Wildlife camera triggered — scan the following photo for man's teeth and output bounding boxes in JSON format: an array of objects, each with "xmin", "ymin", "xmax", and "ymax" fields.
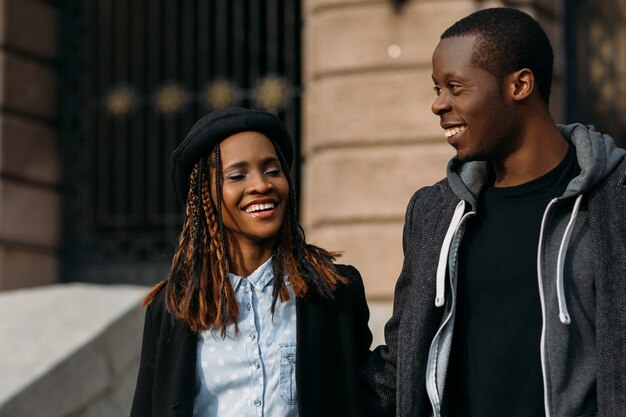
[
  {"xmin": 245, "ymin": 202, "xmax": 275, "ymax": 213},
  {"xmin": 444, "ymin": 126, "xmax": 467, "ymax": 138}
]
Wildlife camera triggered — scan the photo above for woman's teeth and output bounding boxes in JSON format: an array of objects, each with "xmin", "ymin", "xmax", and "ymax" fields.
[
  {"xmin": 245, "ymin": 202, "xmax": 275, "ymax": 213},
  {"xmin": 445, "ymin": 126, "xmax": 466, "ymax": 138}
]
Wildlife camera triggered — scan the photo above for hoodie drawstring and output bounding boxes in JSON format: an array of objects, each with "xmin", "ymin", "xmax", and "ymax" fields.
[
  {"xmin": 435, "ymin": 200, "xmax": 466, "ymax": 307},
  {"xmin": 437, "ymin": 194, "xmax": 582, "ymax": 321},
  {"xmin": 537, "ymin": 195, "xmax": 583, "ymax": 325},
  {"xmin": 555, "ymin": 194, "xmax": 583, "ymax": 324}
]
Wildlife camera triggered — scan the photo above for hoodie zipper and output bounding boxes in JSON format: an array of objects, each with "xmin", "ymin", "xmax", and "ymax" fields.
[
  {"xmin": 428, "ymin": 192, "xmax": 580, "ymax": 417},
  {"xmin": 427, "ymin": 201, "xmax": 474, "ymax": 417},
  {"xmin": 426, "ymin": 196, "xmax": 557, "ymax": 417}
]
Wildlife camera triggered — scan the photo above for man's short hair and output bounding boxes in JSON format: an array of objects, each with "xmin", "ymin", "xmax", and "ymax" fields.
[{"xmin": 441, "ymin": 7, "xmax": 554, "ymax": 104}]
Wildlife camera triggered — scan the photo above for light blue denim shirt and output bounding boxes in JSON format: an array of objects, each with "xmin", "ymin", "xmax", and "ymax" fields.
[{"xmin": 193, "ymin": 257, "xmax": 298, "ymax": 417}]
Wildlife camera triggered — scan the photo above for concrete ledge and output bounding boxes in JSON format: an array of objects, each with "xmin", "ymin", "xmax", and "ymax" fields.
[
  {"xmin": 368, "ymin": 301, "xmax": 392, "ymax": 347},
  {"xmin": 0, "ymin": 283, "xmax": 392, "ymax": 416},
  {"xmin": 0, "ymin": 283, "xmax": 147, "ymax": 417}
]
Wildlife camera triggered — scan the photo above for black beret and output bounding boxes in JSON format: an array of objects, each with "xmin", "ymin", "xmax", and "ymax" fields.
[{"xmin": 171, "ymin": 107, "xmax": 294, "ymax": 203}]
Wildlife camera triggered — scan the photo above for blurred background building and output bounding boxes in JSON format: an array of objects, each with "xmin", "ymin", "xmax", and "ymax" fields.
[
  {"xmin": 1, "ymin": 0, "xmax": 625, "ymax": 299},
  {"xmin": 0, "ymin": 0, "xmax": 625, "ymax": 414}
]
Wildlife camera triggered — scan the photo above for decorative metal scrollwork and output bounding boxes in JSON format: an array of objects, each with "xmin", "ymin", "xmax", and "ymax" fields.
[
  {"xmin": 104, "ymin": 75, "xmax": 295, "ymax": 117},
  {"xmin": 204, "ymin": 79, "xmax": 238, "ymax": 109},
  {"xmin": 254, "ymin": 75, "xmax": 291, "ymax": 113},
  {"xmin": 154, "ymin": 82, "xmax": 188, "ymax": 115},
  {"xmin": 573, "ymin": 0, "xmax": 626, "ymax": 145},
  {"xmin": 105, "ymin": 85, "xmax": 137, "ymax": 116}
]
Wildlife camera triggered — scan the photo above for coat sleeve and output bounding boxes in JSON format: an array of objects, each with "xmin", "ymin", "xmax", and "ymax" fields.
[
  {"xmin": 130, "ymin": 300, "xmax": 158, "ymax": 417},
  {"xmin": 339, "ymin": 264, "xmax": 374, "ymax": 366},
  {"xmin": 593, "ymin": 160, "xmax": 626, "ymax": 416},
  {"xmin": 359, "ymin": 191, "xmax": 420, "ymax": 417}
]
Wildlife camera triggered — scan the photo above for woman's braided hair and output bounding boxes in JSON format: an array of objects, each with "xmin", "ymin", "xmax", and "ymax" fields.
[{"xmin": 144, "ymin": 138, "xmax": 345, "ymax": 334}]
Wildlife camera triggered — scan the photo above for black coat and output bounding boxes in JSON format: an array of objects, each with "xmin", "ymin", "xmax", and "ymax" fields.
[{"xmin": 130, "ymin": 264, "xmax": 372, "ymax": 417}]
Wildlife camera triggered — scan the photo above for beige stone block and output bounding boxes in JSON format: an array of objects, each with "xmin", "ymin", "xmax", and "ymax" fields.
[
  {"xmin": 306, "ymin": 0, "xmax": 383, "ymax": 14},
  {"xmin": 0, "ymin": 115, "xmax": 61, "ymax": 185},
  {"xmin": 304, "ymin": 70, "xmax": 442, "ymax": 151},
  {"xmin": 476, "ymin": 0, "xmax": 508, "ymax": 9},
  {"xmin": 504, "ymin": 0, "xmax": 560, "ymax": 16},
  {"xmin": 535, "ymin": 0, "xmax": 560, "ymax": 15},
  {"xmin": 0, "ymin": 181, "xmax": 61, "ymax": 247},
  {"xmin": 307, "ymin": 222, "xmax": 404, "ymax": 299},
  {"xmin": 0, "ymin": 52, "xmax": 59, "ymax": 120},
  {"xmin": 307, "ymin": 1, "xmax": 475, "ymax": 77},
  {"xmin": 0, "ymin": 248, "xmax": 58, "ymax": 290},
  {"xmin": 0, "ymin": 0, "xmax": 58, "ymax": 59},
  {"xmin": 302, "ymin": 142, "xmax": 453, "ymax": 227}
]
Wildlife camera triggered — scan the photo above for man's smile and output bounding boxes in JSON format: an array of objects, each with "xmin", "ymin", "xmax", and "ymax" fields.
[{"xmin": 444, "ymin": 125, "xmax": 467, "ymax": 138}]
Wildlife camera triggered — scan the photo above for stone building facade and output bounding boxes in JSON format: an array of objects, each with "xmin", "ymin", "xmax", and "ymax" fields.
[
  {"xmin": 302, "ymin": 0, "xmax": 563, "ymax": 299},
  {"xmin": 0, "ymin": 0, "xmax": 60, "ymax": 289},
  {"xmin": 0, "ymin": 0, "xmax": 618, "ymax": 305}
]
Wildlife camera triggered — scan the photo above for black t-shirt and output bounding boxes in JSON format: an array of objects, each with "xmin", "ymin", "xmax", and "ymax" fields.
[{"xmin": 444, "ymin": 145, "xmax": 580, "ymax": 417}]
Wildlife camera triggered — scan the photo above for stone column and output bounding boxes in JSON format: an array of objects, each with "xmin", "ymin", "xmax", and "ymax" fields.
[
  {"xmin": 302, "ymin": 0, "xmax": 562, "ymax": 303},
  {"xmin": 0, "ymin": 0, "xmax": 60, "ymax": 290},
  {"xmin": 302, "ymin": 0, "xmax": 475, "ymax": 300}
]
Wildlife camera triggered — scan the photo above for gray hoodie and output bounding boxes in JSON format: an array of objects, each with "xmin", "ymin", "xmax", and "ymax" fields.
[
  {"xmin": 361, "ymin": 123, "xmax": 626, "ymax": 417},
  {"xmin": 427, "ymin": 124, "xmax": 625, "ymax": 417}
]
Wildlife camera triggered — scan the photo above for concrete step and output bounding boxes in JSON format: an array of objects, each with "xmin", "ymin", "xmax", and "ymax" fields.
[{"xmin": 0, "ymin": 283, "xmax": 146, "ymax": 417}]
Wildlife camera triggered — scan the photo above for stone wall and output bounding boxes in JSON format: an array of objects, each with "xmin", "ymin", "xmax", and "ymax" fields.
[
  {"xmin": 0, "ymin": 0, "xmax": 562, "ymax": 298},
  {"xmin": 303, "ymin": 0, "xmax": 473, "ymax": 300},
  {"xmin": 302, "ymin": 0, "xmax": 561, "ymax": 301},
  {"xmin": 0, "ymin": 0, "xmax": 61, "ymax": 290}
]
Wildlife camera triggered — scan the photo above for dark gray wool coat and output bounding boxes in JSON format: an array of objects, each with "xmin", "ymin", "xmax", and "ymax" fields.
[{"xmin": 361, "ymin": 124, "xmax": 626, "ymax": 417}]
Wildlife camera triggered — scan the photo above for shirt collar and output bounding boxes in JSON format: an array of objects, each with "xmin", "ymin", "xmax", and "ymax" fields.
[{"xmin": 229, "ymin": 256, "xmax": 275, "ymax": 292}]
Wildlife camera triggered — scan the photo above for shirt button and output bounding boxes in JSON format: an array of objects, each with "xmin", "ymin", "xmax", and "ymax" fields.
[
  {"xmin": 254, "ymin": 399, "xmax": 262, "ymax": 407},
  {"xmin": 254, "ymin": 362, "xmax": 260, "ymax": 369},
  {"xmin": 246, "ymin": 303, "xmax": 251, "ymax": 311},
  {"xmin": 249, "ymin": 333, "xmax": 256, "ymax": 341},
  {"xmin": 242, "ymin": 279, "xmax": 248, "ymax": 286}
]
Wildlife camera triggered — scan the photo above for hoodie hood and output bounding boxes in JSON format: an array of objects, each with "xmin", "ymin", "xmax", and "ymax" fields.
[
  {"xmin": 428, "ymin": 124, "xmax": 625, "ymax": 416},
  {"xmin": 445, "ymin": 123, "xmax": 625, "ymax": 204},
  {"xmin": 559, "ymin": 124, "xmax": 625, "ymax": 197},
  {"xmin": 436, "ymin": 123, "xmax": 625, "ymax": 324}
]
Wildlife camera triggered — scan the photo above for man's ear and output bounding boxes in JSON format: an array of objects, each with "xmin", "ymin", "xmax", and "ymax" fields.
[{"xmin": 507, "ymin": 68, "xmax": 534, "ymax": 102}]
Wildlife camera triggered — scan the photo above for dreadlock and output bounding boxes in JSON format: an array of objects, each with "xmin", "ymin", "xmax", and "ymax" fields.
[{"xmin": 144, "ymin": 140, "xmax": 346, "ymax": 334}]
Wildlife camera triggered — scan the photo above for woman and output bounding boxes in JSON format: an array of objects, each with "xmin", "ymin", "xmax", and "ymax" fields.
[{"xmin": 130, "ymin": 107, "xmax": 372, "ymax": 417}]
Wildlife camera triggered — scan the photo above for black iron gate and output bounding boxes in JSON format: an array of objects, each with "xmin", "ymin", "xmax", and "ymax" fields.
[
  {"xmin": 62, "ymin": 0, "xmax": 302, "ymax": 284},
  {"xmin": 565, "ymin": 0, "xmax": 626, "ymax": 147}
]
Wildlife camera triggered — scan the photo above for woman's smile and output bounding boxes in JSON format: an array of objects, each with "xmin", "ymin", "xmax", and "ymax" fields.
[{"xmin": 242, "ymin": 199, "xmax": 280, "ymax": 218}]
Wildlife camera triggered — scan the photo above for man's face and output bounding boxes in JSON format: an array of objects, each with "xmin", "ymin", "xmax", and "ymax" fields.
[{"xmin": 431, "ymin": 35, "xmax": 516, "ymax": 161}]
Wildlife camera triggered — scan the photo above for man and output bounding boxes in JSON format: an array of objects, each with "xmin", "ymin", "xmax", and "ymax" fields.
[{"xmin": 362, "ymin": 7, "xmax": 626, "ymax": 417}]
